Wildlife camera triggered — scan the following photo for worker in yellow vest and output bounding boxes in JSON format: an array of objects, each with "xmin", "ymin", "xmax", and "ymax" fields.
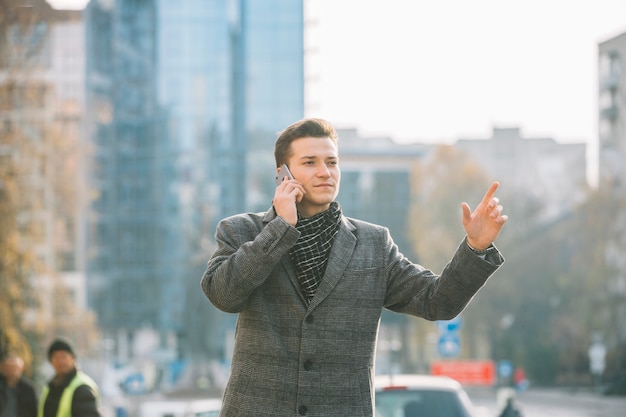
[{"xmin": 38, "ymin": 339, "xmax": 101, "ymax": 417}]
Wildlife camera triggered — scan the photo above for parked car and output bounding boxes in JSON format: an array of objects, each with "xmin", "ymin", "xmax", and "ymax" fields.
[
  {"xmin": 375, "ymin": 374, "xmax": 483, "ymax": 417},
  {"xmin": 137, "ymin": 398, "xmax": 222, "ymax": 417}
]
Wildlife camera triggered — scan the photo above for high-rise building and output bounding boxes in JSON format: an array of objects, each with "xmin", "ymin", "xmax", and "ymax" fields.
[
  {"xmin": 598, "ymin": 31, "xmax": 626, "ymax": 189},
  {"xmin": 598, "ymin": 31, "xmax": 626, "ymax": 356},
  {"xmin": 84, "ymin": 0, "xmax": 304, "ymax": 361}
]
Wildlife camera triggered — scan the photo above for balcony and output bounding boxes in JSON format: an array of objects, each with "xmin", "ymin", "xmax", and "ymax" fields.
[
  {"xmin": 600, "ymin": 105, "xmax": 618, "ymax": 120},
  {"xmin": 600, "ymin": 73, "xmax": 620, "ymax": 91}
]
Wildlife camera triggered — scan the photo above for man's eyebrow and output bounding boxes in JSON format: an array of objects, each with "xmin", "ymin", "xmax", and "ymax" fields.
[{"xmin": 298, "ymin": 155, "xmax": 338, "ymax": 160}]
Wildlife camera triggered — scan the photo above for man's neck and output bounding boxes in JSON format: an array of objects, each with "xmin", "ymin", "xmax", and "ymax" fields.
[
  {"xmin": 296, "ymin": 203, "xmax": 332, "ymax": 218},
  {"xmin": 53, "ymin": 367, "xmax": 77, "ymax": 385},
  {"xmin": 5, "ymin": 376, "xmax": 19, "ymax": 387}
]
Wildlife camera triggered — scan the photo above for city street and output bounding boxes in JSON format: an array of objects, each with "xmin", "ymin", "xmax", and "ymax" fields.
[{"xmin": 468, "ymin": 387, "xmax": 626, "ymax": 417}]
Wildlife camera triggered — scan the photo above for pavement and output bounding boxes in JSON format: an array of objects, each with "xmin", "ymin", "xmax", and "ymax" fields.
[{"xmin": 466, "ymin": 386, "xmax": 626, "ymax": 417}]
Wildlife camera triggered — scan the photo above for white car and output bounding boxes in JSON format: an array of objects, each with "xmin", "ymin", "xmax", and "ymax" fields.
[
  {"xmin": 375, "ymin": 374, "xmax": 484, "ymax": 417},
  {"xmin": 137, "ymin": 398, "xmax": 222, "ymax": 417}
]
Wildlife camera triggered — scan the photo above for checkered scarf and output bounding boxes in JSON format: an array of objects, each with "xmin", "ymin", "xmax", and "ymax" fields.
[{"xmin": 289, "ymin": 202, "xmax": 342, "ymax": 304}]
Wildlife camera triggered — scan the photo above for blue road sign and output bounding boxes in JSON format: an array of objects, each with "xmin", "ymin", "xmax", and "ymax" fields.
[
  {"xmin": 437, "ymin": 332, "xmax": 461, "ymax": 358},
  {"xmin": 437, "ymin": 316, "xmax": 463, "ymax": 333},
  {"xmin": 497, "ymin": 360, "xmax": 513, "ymax": 378}
]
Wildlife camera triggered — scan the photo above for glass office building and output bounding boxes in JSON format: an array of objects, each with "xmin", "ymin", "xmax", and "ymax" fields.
[{"xmin": 85, "ymin": 0, "xmax": 304, "ymax": 359}]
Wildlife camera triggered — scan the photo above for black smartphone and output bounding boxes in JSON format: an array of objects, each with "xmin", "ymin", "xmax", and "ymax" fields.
[{"xmin": 275, "ymin": 164, "xmax": 294, "ymax": 185}]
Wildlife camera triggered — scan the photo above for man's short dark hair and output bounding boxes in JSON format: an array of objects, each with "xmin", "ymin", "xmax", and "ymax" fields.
[{"xmin": 274, "ymin": 118, "xmax": 338, "ymax": 167}]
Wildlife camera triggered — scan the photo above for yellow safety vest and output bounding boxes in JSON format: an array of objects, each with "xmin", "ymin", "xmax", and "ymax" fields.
[{"xmin": 38, "ymin": 371, "xmax": 99, "ymax": 417}]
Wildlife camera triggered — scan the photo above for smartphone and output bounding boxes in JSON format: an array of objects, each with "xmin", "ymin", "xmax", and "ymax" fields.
[{"xmin": 275, "ymin": 164, "xmax": 294, "ymax": 185}]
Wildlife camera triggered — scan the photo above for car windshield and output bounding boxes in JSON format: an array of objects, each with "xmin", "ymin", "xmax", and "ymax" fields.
[{"xmin": 375, "ymin": 389, "xmax": 472, "ymax": 417}]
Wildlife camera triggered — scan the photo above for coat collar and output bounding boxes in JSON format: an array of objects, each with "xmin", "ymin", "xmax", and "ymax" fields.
[{"xmin": 266, "ymin": 206, "xmax": 357, "ymax": 309}]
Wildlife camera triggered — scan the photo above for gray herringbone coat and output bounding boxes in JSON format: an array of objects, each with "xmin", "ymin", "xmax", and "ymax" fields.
[{"xmin": 201, "ymin": 207, "xmax": 503, "ymax": 417}]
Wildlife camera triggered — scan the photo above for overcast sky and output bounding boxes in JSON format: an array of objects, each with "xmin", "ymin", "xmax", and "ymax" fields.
[{"xmin": 306, "ymin": 0, "xmax": 626, "ymax": 148}]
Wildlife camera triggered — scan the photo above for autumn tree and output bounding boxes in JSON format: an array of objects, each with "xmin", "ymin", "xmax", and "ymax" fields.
[
  {"xmin": 0, "ymin": 0, "xmax": 94, "ymax": 376},
  {"xmin": 405, "ymin": 144, "xmax": 575, "ymax": 379},
  {"xmin": 574, "ymin": 185, "xmax": 626, "ymax": 393},
  {"xmin": 408, "ymin": 145, "xmax": 491, "ymax": 271},
  {"xmin": 460, "ymin": 179, "xmax": 623, "ymax": 386},
  {"xmin": 0, "ymin": 0, "xmax": 52, "ymax": 370},
  {"xmin": 405, "ymin": 145, "xmax": 492, "ymax": 366}
]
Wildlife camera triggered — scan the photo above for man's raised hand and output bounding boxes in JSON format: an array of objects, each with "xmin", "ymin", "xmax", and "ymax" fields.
[{"xmin": 461, "ymin": 181, "xmax": 508, "ymax": 250}]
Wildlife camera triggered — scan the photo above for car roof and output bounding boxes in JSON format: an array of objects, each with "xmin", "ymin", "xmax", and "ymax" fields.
[
  {"xmin": 139, "ymin": 398, "xmax": 222, "ymax": 412},
  {"xmin": 375, "ymin": 374, "xmax": 463, "ymax": 391}
]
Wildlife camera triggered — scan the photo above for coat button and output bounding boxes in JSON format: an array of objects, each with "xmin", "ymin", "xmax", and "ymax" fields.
[
  {"xmin": 298, "ymin": 405, "xmax": 307, "ymax": 415},
  {"xmin": 305, "ymin": 314, "xmax": 314, "ymax": 324},
  {"xmin": 303, "ymin": 359, "xmax": 313, "ymax": 370}
]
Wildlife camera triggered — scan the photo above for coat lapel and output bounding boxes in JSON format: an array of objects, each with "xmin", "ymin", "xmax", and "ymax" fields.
[
  {"xmin": 308, "ymin": 216, "xmax": 356, "ymax": 310},
  {"xmin": 267, "ymin": 208, "xmax": 357, "ymax": 309},
  {"xmin": 281, "ymin": 255, "xmax": 308, "ymax": 305}
]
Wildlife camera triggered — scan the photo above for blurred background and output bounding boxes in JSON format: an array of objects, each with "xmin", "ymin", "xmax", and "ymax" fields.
[{"xmin": 1, "ymin": 0, "xmax": 625, "ymax": 414}]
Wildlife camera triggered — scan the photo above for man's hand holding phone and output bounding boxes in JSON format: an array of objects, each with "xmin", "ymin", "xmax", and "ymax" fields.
[{"xmin": 274, "ymin": 164, "xmax": 304, "ymax": 226}]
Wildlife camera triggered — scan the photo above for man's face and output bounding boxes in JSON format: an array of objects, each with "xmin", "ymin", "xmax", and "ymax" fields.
[
  {"xmin": 49, "ymin": 350, "xmax": 76, "ymax": 376},
  {"xmin": 1, "ymin": 357, "xmax": 23, "ymax": 382},
  {"xmin": 287, "ymin": 136, "xmax": 340, "ymax": 217}
]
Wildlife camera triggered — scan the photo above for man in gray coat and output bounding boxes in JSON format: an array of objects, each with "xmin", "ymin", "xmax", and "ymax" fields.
[{"xmin": 201, "ymin": 118, "xmax": 507, "ymax": 416}]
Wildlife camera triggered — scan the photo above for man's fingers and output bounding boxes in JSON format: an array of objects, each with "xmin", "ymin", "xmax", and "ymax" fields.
[
  {"xmin": 488, "ymin": 197, "xmax": 500, "ymax": 208},
  {"xmin": 461, "ymin": 202, "xmax": 472, "ymax": 225},
  {"xmin": 480, "ymin": 181, "xmax": 500, "ymax": 207}
]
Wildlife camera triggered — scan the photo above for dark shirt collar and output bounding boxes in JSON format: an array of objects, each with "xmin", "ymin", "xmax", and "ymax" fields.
[{"xmin": 50, "ymin": 367, "xmax": 77, "ymax": 389}]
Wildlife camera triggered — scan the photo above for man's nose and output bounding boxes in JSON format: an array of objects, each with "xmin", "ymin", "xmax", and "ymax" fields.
[{"xmin": 317, "ymin": 164, "xmax": 331, "ymax": 176}]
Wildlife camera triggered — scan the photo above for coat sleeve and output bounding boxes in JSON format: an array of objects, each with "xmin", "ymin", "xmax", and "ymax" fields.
[
  {"xmin": 72, "ymin": 385, "xmax": 101, "ymax": 417},
  {"xmin": 200, "ymin": 214, "xmax": 300, "ymax": 313},
  {"xmin": 383, "ymin": 232, "xmax": 504, "ymax": 320}
]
